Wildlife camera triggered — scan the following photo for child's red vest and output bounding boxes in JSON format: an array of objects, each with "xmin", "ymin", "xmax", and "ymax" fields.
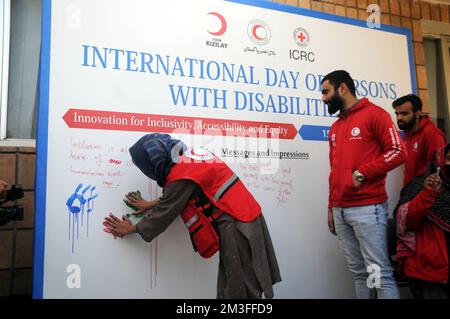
[{"xmin": 165, "ymin": 150, "xmax": 261, "ymax": 258}]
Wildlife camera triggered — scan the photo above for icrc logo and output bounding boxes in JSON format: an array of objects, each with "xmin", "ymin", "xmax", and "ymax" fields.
[
  {"xmin": 247, "ymin": 19, "xmax": 271, "ymax": 45},
  {"xmin": 293, "ymin": 27, "xmax": 310, "ymax": 47},
  {"xmin": 351, "ymin": 127, "xmax": 361, "ymax": 137},
  {"xmin": 289, "ymin": 27, "xmax": 315, "ymax": 63}
]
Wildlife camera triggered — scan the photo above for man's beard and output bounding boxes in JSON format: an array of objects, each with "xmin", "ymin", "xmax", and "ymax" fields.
[
  {"xmin": 326, "ymin": 92, "xmax": 344, "ymax": 115},
  {"xmin": 397, "ymin": 116, "xmax": 416, "ymax": 130}
]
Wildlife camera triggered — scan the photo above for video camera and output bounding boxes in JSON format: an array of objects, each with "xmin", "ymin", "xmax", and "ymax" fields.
[{"xmin": 0, "ymin": 184, "xmax": 24, "ymax": 226}]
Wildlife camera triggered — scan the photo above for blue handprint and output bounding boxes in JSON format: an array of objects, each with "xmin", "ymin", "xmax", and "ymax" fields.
[{"xmin": 66, "ymin": 183, "xmax": 99, "ymax": 253}]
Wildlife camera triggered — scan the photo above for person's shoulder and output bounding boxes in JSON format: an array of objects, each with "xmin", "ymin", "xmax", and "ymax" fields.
[
  {"xmin": 166, "ymin": 178, "xmax": 198, "ymax": 190},
  {"xmin": 330, "ymin": 118, "xmax": 340, "ymax": 128},
  {"xmin": 419, "ymin": 117, "xmax": 445, "ymax": 139},
  {"xmin": 162, "ymin": 179, "xmax": 199, "ymax": 200},
  {"xmin": 354, "ymin": 98, "xmax": 385, "ymax": 114},
  {"xmin": 358, "ymin": 101, "xmax": 391, "ymax": 122},
  {"xmin": 365, "ymin": 100, "xmax": 389, "ymax": 114},
  {"xmin": 421, "ymin": 116, "xmax": 440, "ymax": 132}
]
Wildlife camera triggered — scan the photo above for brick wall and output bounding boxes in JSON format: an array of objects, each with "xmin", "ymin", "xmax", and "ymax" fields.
[
  {"xmin": 0, "ymin": 147, "xmax": 35, "ymax": 297},
  {"xmin": 0, "ymin": 0, "xmax": 448, "ymax": 298},
  {"xmin": 277, "ymin": 0, "xmax": 450, "ymax": 113}
]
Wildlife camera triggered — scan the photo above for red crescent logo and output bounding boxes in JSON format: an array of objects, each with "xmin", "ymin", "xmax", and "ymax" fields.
[
  {"xmin": 191, "ymin": 149, "xmax": 201, "ymax": 156},
  {"xmin": 252, "ymin": 24, "xmax": 264, "ymax": 40},
  {"xmin": 207, "ymin": 12, "xmax": 227, "ymax": 36}
]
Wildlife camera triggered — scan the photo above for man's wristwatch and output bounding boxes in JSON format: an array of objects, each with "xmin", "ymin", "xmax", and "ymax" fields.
[{"xmin": 354, "ymin": 170, "xmax": 365, "ymax": 182}]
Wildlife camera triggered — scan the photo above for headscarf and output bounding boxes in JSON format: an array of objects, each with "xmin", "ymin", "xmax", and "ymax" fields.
[
  {"xmin": 129, "ymin": 133, "xmax": 186, "ymax": 187},
  {"xmin": 396, "ymin": 143, "xmax": 450, "ymax": 231},
  {"xmin": 395, "ymin": 143, "xmax": 450, "ymax": 262}
]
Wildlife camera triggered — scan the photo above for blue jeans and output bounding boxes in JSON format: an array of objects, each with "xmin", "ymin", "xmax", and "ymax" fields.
[{"xmin": 333, "ymin": 202, "xmax": 400, "ymax": 299}]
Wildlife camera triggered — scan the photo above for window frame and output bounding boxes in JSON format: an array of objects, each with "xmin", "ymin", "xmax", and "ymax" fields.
[
  {"xmin": 0, "ymin": 0, "xmax": 10, "ymax": 141},
  {"xmin": 421, "ymin": 19, "xmax": 450, "ymax": 137},
  {"xmin": 0, "ymin": 0, "xmax": 40, "ymax": 146}
]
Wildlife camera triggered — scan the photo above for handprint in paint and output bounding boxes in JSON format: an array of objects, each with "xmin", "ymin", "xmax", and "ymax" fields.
[{"xmin": 66, "ymin": 183, "xmax": 99, "ymax": 253}]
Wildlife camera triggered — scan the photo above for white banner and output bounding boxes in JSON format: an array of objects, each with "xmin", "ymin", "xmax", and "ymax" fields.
[{"xmin": 34, "ymin": 0, "xmax": 414, "ymax": 298}]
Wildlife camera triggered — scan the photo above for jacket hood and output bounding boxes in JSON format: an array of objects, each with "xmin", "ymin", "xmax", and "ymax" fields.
[{"xmin": 338, "ymin": 98, "xmax": 370, "ymax": 118}]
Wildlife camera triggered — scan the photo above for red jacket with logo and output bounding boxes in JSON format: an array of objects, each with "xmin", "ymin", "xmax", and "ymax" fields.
[
  {"xmin": 328, "ymin": 98, "xmax": 407, "ymax": 208},
  {"xmin": 397, "ymin": 188, "xmax": 448, "ymax": 284},
  {"xmin": 403, "ymin": 116, "xmax": 446, "ymax": 185},
  {"xmin": 165, "ymin": 153, "xmax": 261, "ymax": 222}
]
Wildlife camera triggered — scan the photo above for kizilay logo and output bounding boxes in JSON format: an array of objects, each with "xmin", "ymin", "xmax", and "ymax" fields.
[
  {"xmin": 366, "ymin": 264, "xmax": 381, "ymax": 288},
  {"xmin": 66, "ymin": 264, "xmax": 81, "ymax": 288}
]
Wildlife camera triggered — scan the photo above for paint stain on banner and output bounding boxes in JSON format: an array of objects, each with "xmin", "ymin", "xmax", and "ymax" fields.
[{"xmin": 66, "ymin": 183, "xmax": 99, "ymax": 253}]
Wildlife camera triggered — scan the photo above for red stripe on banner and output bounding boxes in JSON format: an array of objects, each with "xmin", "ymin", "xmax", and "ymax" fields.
[{"xmin": 62, "ymin": 109, "xmax": 297, "ymax": 140}]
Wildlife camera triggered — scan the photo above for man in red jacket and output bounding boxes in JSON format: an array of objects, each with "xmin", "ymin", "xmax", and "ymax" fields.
[
  {"xmin": 392, "ymin": 94, "xmax": 446, "ymax": 185},
  {"xmin": 323, "ymin": 70, "xmax": 406, "ymax": 299},
  {"xmin": 396, "ymin": 143, "xmax": 450, "ymax": 298}
]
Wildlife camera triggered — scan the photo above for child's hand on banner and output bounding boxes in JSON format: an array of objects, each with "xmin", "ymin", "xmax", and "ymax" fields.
[{"xmin": 124, "ymin": 191, "xmax": 159, "ymax": 214}]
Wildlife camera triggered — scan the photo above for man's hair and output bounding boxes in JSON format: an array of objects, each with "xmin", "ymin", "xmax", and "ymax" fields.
[
  {"xmin": 321, "ymin": 70, "xmax": 356, "ymax": 96},
  {"xmin": 392, "ymin": 94, "xmax": 423, "ymax": 112}
]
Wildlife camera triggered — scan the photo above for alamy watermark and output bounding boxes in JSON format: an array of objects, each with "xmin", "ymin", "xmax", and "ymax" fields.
[
  {"xmin": 66, "ymin": 264, "xmax": 81, "ymax": 289},
  {"xmin": 366, "ymin": 263, "xmax": 381, "ymax": 289},
  {"xmin": 367, "ymin": 4, "xmax": 381, "ymax": 29}
]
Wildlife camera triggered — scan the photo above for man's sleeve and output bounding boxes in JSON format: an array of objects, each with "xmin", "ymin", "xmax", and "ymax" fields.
[
  {"xmin": 136, "ymin": 179, "xmax": 197, "ymax": 242},
  {"xmin": 358, "ymin": 111, "xmax": 407, "ymax": 179}
]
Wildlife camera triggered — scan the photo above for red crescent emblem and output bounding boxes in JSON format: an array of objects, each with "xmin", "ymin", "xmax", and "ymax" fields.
[
  {"xmin": 191, "ymin": 149, "xmax": 201, "ymax": 156},
  {"xmin": 252, "ymin": 24, "xmax": 264, "ymax": 40},
  {"xmin": 207, "ymin": 12, "xmax": 227, "ymax": 36}
]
